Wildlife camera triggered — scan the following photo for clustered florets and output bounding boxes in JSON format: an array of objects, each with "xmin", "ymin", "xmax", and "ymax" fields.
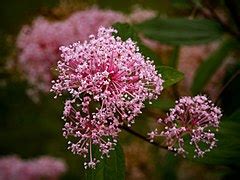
[
  {"xmin": 51, "ymin": 27, "xmax": 164, "ymax": 168},
  {"xmin": 16, "ymin": 7, "xmax": 126, "ymax": 95},
  {"xmin": 148, "ymin": 95, "xmax": 222, "ymax": 157},
  {"xmin": 0, "ymin": 155, "xmax": 66, "ymax": 180},
  {"xmin": 16, "ymin": 7, "xmax": 157, "ymax": 96}
]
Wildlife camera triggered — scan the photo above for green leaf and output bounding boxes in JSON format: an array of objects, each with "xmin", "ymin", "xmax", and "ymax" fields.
[
  {"xmin": 113, "ymin": 23, "xmax": 162, "ymax": 66},
  {"xmin": 85, "ymin": 142, "xmax": 125, "ymax": 180},
  {"xmin": 168, "ymin": 46, "xmax": 180, "ymax": 68},
  {"xmin": 146, "ymin": 98, "xmax": 175, "ymax": 110},
  {"xmin": 135, "ymin": 18, "xmax": 224, "ymax": 45},
  {"xmin": 113, "ymin": 23, "xmax": 140, "ymax": 42},
  {"xmin": 157, "ymin": 66, "xmax": 184, "ymax": 88},
  {"xmin": 191, "ymin": 39, "xmax": 239, "ymax": 94},
  {"xmin": 227, "ymin": 109, "xmax": 240, "ymax": 122}
]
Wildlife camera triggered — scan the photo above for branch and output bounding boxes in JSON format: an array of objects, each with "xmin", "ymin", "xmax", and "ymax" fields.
[
  {"xmin": 121, "ymin": 125, "xmax": 173, "ymax": 152},
  {"xmin": 215, "ymin": 70, "xmax": 240, "ymax": 104},
  {"xmin": 224, "ymin": 0, "xmax": 240, "ymax": 31},
  {"xmin": 190, "ymin": 0, "xmax": 240, "ymax": 37}
]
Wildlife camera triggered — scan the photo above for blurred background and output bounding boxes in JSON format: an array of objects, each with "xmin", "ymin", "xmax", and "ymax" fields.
[{"xmin": 0, "ymin": 0, "xmax": 240, "ymax": 179}]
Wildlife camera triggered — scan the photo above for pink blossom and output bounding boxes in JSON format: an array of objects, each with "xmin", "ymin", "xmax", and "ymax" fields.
[
  {"xmin": 0, "ymin": 155, "xmax": 67, "ymax": 180},
  {"xmin": 16, "ymin": 8, "xmax": 125, "ymax": 95},
  {"xmin": 16, "ymin": 6, "xmax": 158, "ymax": 97},
  {"xmin": 148, "ymin": 95, "xmax": 222, "ymax": 157},
  {"xmin": 51, "ymin": 27, "xmax": 164, "ymax": 168},
  {"xmin": 67, "ymin": 7, "xmax": 125, "ymax": 42},
  {"xmin": 17, "ymin": 17, "xmax": 77, "ymax": 93}
]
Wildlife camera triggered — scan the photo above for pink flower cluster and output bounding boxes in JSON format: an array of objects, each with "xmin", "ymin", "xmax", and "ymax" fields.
[
  {"xmin": 16, "ymin": 17, "xmax": 76, "ymax": 93},
  {"xmin": 16, "ymin": 7, "xmax": 125, "ymax": 94},
  {"xmin": 148, "ymin": 95, "xmax": 222, "ymax": 157},
  {"xmin": 51, "ymin": 27, "xmax": 164, "ymax": 168},
  {"xmin": 0, "ymin": 155, "xmax": 67, "ymax": 180},
  {"xmin": 67, "ymin": 7, "xmax": 125, "ymax": 42}
]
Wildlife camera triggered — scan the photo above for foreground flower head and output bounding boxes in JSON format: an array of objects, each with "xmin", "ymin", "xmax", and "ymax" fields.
[
  {"xmin": 0, "ymin": 155, "xmax": 67, "ymax": 180},
  {"xmin": 16, "ymin": 6, "xmax": 158, "ymax": 98},
  {"xmin": 148, "ymin": 95, "xmax": 222, "ymax": 157},
  {"xmin": 51, "ymin": 27, "xmax": 164, "ymax": 168}
]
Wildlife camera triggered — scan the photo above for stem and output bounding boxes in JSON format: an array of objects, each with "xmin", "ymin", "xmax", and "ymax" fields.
[
  {"xmin": 121, "ymin": 125, "xmax": 173, "ymax": 152},
  {"xmin": 224, "ymin": 0, "xmax": 240, "ymax": 31},
  {"xmin": 190, "ymin": 0, "xmax": 240, "ymax": 37},
  {"xmin": 215, "ymin": 70, "xmax": 240, "ymax": 104}
]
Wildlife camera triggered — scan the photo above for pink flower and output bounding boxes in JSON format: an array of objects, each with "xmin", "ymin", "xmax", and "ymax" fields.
[
  {"xmin": 27, "ymin": 156, "xmax": 67, "ymax": 179},
  {"xmin": 17, "ymin": 17, "xmax": 77, "ymax": 93},
  {"xmin": 0, "ymin": 155, "xmax": 67, "ymax": 180},
  {"xmin": 51, "ymin": 27, "xmax": 164, "ymax": 168},
  {"xmin": 16, "ymin": 6, "xmax": 158, "ymax": 99},
  {"xmin": 68, "ymin": 7, "xmax": 125, "ymax": 42},
  {"xmin": 16, "ymin": 7, "xmax": 125, "ymax": 95},
  {"xmin": 148, "ymin": 95, "xmax": 222, "ymax": 157}
]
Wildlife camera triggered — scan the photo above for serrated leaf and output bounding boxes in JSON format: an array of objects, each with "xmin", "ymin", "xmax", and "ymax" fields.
[
  {"xmin": 157, "ymin": 66, "xmax": 184, "ymax": 88},
  {"xmin": 191, "ymin": 39, "xmax": 239, "ymax": 94},
  {"xmin": 113, "ymin": 23, "xmax": 162, "ymax": 66},
  {"xmin": 85, "ymin": 142, "xmax": 125, "ymax": 180},
  {"xmin": 135, "ymin": 18, "xmax": 224, "ymax": 45}
]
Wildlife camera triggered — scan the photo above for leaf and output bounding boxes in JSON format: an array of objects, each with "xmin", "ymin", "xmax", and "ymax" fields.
[
  {"xmin": 85, "ymin": 142, "xmax": 125, "ymax": 180},
  {"xmin": 113, "ymin": 23, "xmax": 162, "ymax": 66},
  {"xmin": 227, "ymin": 109, "xmax": 240, "ymax": 122},
  {"xmin": 145, "ymin": 97, "xmax": 175, "ymax": 111},
  {"xmin": 191, "ymin": 39, "xmax": 239, "ymax": 95},
  {"xmin": 113, "ymin": 23, "xmax": 140, "ymax": 42},
  {"xmin": 168, "ymin": 46, "xmax": 180, "ymax": 68},
  {"xmin": 135, "ymin": 18, "xmax": 224, "ymax": 45},
  {"xmin": 146, "ymin": 98, "xmax": 175, "ymax": 110},
  {"xmin": 157, "ymin": 66, "xmax": 184, "ymax": 88}
]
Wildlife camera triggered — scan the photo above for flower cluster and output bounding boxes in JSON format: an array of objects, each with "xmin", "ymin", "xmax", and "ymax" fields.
[
  {"xmin": 51, "ymin": 27, "xmax": 164, "ymax": 168},
  {"xmin": 16, "ymin": 6, "xmax": 159, "ymax": 97},
  {"xmin": 148, "ymin": 95, "xmax": 222, "ymax": 157},
  {"xmin": 67, "ymin": 7, "xmax": 125, "ymax": 41},
  {"xmin": 16, "ymin": 17, "xmax": 76, "ymax": 93},
  {"xmin": 0, "ymin": 155, "xmax": 67, "ymax": 180},
  {"xmin": 16, "ymin": 7, "xmax": 125, "ymax": 95}
]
